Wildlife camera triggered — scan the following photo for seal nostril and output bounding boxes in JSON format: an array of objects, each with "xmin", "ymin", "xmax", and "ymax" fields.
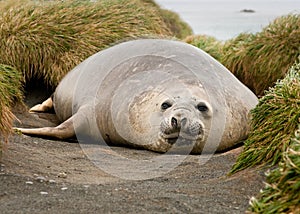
[
  {"xmin": 181, "ymin": 117, "xmax": 187, "ymax": 126},
  {"xmin": 171, "ymin": 117, "xmax": 178, "ymax": 128}
]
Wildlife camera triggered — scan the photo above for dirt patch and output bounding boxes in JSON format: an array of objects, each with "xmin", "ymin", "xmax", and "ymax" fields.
[{"xmin": 0, "ymin": 93, "xmax": 265, "ymax": 213}]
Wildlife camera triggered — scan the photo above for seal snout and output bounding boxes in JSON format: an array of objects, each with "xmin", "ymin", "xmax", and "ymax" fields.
[
  {"xmin": 160, "ymin": 113, "xmax": 204, "ymax": 146},
  {"xmin": 169, "ymin": 112, "xmax": 201, "ymax": 136},
  {"xmin": 171, "ymin": 116, "xmax": 187, "ymax": 129}
]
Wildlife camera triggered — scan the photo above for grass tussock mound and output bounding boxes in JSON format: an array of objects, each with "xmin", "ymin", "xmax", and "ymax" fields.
[
  {"xmin": 0, "ymin": 0, "xmax": 173, "ymax": 87},
  {"xmin": 249, "ymin": 127, "xmax": 300, "ymax": 213},
  {"xmin": 184, "ymin": 34, "xmax": 224, "ymax": 61},
  {"xmin": 140, "ymin": 0, "xmax": 193, "ymax": 39},
  {"xmin": 222, "ymin": 14, "xmax": 300, "ymax": 96},
  {"xmin": 158, "ymin": 9, "xmax": 193, "ymax": 39},
  {"xmin": 231, "ymin": 62, "xmax": 300, "ymax": 174},
  {"xmin": 0, "ymin": 64, "xmax": 23, "ymax": 157}
]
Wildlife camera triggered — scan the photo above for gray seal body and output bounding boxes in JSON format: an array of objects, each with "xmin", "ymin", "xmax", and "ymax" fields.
[{"xmin": 18, "ymin": 39, "xmax": 258, "ymax": 154}]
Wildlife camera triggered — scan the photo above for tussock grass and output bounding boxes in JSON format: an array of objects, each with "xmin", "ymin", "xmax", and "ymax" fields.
[
  {"xmin": 0, "ymin": 64, "xmax": 23, "ymax": 157},
  {"xmin": 221, "ymin": 33, "xmax": 255, "ymax": 68},
  {"xmin": 0, "ymin": 0, "xmax": 173, "ymax": 87},
  {"xmin": 140, "ymin": 0, "xmax": 193, "ymax": 39},
  {"xmin": 184, "ymin": 34, "xmax": 224, "ymax": 61},
  {"xmin": 158, "ymin": 9, "xmax": 193, "ymax": 39},
  {"xmin": 222, "ymin": 14, "xmax": 300, "ymax": 96},
  {"xmin": 231, "ymin": 62, "xmax": 300, "ymax": 174},
  {"xmin": 249, "ymin": 127, "xmax": 300, "ymax": 213}
]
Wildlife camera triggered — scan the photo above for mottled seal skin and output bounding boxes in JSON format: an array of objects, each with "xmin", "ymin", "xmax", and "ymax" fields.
[{"xmin": 17, "ymin": 39, "xmax": 258, "ymax": 154}]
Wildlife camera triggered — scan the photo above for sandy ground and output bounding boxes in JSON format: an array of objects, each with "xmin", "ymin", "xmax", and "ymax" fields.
[{"xmin": 0, "ymin": 90, "xmax": 265, "ymax": 213}]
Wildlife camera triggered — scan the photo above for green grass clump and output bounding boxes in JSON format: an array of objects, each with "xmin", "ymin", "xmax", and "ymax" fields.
[
  {"xmin": 249, "ymin": 127, "xmax": 300, "ymax": 213},
  {"xmin": 184, "ymin": 34, "xmax": 224, "ymax": 61},
  {"xmin": 221, "ymin": 32, "xmax": 255, "ymax": 66},
  {"xmin": 230, "ymin": 62, "xmax": 300, "ymax": 174},
  {"xmin": 222, "ymin": 14, "xmax": 300, "ymax": 96},
  {"xmin": 140, "ymin": 0, "xmax": 193, "ymax": 39},
  {"xmin": 158, "ymin": 9, "xmax": 193, "ymax": 39},
  {"xmin": 0, "ymin": 64, "xmax": 23, "ymax": 157},
  {"xmin": 0, "ymin": 0, "xmax": 173, "ymax": 87}
]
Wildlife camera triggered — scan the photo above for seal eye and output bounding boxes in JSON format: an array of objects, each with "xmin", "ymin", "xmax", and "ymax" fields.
[
  {"xmin": 197, "ymin": 104, "xmax": 208, "ymax": 112},
  {"xmin": 161, "ymin": 102, "xmax": 172, "ymax": 110}
]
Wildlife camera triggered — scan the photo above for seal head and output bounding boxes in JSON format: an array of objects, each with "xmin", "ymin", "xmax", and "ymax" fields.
[
  {"xmin": 159, "ymin": 98, "xmax": 212, "ymax": 149},
  {"xmin": 120, "ymin": 80, "xmax": 213, "ymax": 153}
]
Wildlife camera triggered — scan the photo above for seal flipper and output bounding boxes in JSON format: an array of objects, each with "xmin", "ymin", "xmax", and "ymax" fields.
[
  {"xmin": 15, "ymin": 105, "xmax": 94, "ymax": 140},
  {"xmin": 15, "ymin": 115, "xmax": 75, "ymax": 139},
  {"xmin": 29, "ymin": 96, "xmax": 54, "ymax": 113}
]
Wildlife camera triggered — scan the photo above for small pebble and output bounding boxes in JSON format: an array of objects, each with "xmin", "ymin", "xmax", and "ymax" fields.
[
  {"xmin": 32, "ymin": 114, "xmax": 39, "ymax": 119},
  {"xmin": 0, "ymin": 165, "xmax": 4, "ymax": 172},
  {"xmin": 40, "ymin": 191, "xmax": 48, "ymax": 195},
  {"xmin": 48, "ymin": 179, "xmax": 56, "ymax": 184},
  {"xmin": 25, "ymin": 181, "xmax": 33, "ymax": 185},
  {"xmin": 57, "ymin": 172, "xmax": 67, "ymax": 178},
  {"xmin": 35, "ymin": 176, "xmax": 47, "ymax": 183},
  {"xmin": 61, "ymin": 187, "xmax": 68, "ymax": 191}
]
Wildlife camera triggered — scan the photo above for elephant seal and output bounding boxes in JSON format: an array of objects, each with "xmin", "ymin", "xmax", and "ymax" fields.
[{"xmin": 17, "ymin": 39, "xmax": 258, "ymax": 154}]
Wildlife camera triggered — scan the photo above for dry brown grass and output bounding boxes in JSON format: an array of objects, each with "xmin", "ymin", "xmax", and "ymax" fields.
[
  {"xmin": 0, "ymin": 0, "xmax": 173, "ymax": 88},
  {"xmin": 0, "ymin": 64, "xmax": 23, "ymax": 158}
]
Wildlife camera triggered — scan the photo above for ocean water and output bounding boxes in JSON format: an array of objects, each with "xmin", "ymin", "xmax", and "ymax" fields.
[{"xmin": 155, "ymin": 0, "xmax": 300, "ymax": 40}]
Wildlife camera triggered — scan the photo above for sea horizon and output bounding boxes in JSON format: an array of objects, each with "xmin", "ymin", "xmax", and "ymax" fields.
[{"xmin": 155, "ymin": 0, "xmax": 300, "ymax": 40}]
